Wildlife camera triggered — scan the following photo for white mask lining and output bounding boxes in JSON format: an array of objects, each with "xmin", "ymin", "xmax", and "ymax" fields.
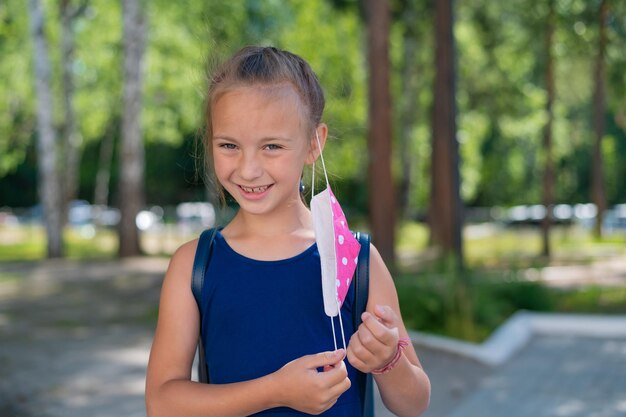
[{"xmin": 312, "ymin": 130, "xmax": 347, "ymax": 352}]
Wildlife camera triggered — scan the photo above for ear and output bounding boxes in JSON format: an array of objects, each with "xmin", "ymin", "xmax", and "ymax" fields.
[{"xmin": 306, "ymin": 123, "xmax": 328, "ymax": 165}]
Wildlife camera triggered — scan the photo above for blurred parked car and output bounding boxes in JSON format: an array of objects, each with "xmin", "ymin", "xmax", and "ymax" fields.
[{"xmin": 176, "ymin": 202, "xmax": 215, "ymax": 232}]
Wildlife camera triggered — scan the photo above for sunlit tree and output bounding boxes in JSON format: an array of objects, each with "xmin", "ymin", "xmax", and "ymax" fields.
[
  {"xmin": 430, "ymin": 0, "xmax": 463, "ymax": 266},
  {"xmin": 28, "ymin": 0, "xmax": 64, "ymax": 258},
  {"xmin": 118, "ymin": 0, "xmax": 146, "ymax": 257}
]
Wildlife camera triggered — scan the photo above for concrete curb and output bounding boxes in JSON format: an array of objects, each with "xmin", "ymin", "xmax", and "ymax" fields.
[{"xmin": 409, "ymin": 311, "xmax": 626, "ymax": 367}]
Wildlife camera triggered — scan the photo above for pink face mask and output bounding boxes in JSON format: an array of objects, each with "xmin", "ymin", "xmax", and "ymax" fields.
[{"xmin": 310, "ymin": 132, "xmax": 361, "ymax": 349}]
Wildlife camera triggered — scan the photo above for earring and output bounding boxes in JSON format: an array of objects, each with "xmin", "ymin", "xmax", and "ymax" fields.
[{"xmin": 300, "ymin": 179, "xmax": 305, "ymax": 193}]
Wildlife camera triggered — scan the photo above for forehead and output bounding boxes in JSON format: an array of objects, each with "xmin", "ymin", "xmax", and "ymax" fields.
[{"xmin": 212, "ymin": 84, "xmax": 310, "ymax": 135}]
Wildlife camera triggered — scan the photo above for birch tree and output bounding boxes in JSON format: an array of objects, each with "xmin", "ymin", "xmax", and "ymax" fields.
[
  {"xmin": 28, "ymin": 0, "xmax": 64, "ymax": 258},
  {"xmin": 59, "ymin": 0, "xmax": 88, "ymax": 222},
  {"xmin": 118, "ymin": 0, "xmax": 146, "ymax": 256}
]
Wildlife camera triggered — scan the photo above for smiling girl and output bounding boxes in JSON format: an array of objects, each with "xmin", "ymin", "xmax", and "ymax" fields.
[{"xmin": 145, "ymin": 46, "xmax": 430, "ymax": 417}]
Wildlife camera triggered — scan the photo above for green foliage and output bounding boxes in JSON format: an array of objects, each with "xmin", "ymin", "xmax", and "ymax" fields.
[
  {"xmin": 0, "ymin": 1, "xmax": 33, "ymax": 177},
  {"xmin": 1, "ymin": 0, "xmax": 626, "ymax": 212},
  {"xmin": 555, "ymin": 285, "xmax": 626, "ymax": 314},
  {"xmin": 473, "ymin": 279, "xmax": 554, "ymax": 330},
  {"xmin": 396, "ymin": 264, "xmax": 626, "ymax": 342},
  {"xmin": 73, "ymin": 0, "xmax": 123, "ymax": 141},
  {"xmin": 279, "ymin": 0, "xmax": 367, "ymax": 180}
]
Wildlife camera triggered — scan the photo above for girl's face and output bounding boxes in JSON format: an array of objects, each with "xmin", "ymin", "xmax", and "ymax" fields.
[{"xmin": 211, "ymin": 85, "xmax": 319, "ymax": 217}]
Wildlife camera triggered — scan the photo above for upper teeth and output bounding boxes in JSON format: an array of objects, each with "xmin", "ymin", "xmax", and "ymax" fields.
[{"xmin": 242, "ymin": 185, "xmax": 268, "ymax": 193}]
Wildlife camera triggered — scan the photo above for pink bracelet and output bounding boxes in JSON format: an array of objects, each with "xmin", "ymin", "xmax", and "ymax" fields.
[{"xmin": 371, "ymin": 337, "xmax": 411, "ymax": 374}]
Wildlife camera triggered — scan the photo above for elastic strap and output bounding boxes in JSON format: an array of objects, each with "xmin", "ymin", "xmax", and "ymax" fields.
[{"xmin": 311, "ymin": 131, "xmax": 331, "ymax": 199}]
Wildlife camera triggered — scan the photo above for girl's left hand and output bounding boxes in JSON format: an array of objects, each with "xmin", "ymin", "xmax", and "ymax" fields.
[{"xmin": 346, "ymin": 305, "xmax": 400, "ymax": 373}]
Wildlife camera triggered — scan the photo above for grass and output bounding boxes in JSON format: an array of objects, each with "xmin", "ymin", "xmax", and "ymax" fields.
[
  {"xmin": 0, "ymin": 224, "xmax": 197, "ymax": 261},
  {"xmin": 554, "ymin": 286, "xmax": 626, "ymax": 314},
  {"xmin": 0, "ymin": 225, "xmax": 118, "ymax": 261},
  {"xmin": 397, "ymin": 221, "xmax": 626, "ymax": 269},
  {"xmin": 0, "ymin": 273, "xmax": 20, "ymax": 283}
]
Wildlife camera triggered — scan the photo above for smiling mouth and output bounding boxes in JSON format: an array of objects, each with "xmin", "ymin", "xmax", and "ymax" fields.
[{"xmin": 239, "ymin": 185, "xmax": 271, "ymax": 193}]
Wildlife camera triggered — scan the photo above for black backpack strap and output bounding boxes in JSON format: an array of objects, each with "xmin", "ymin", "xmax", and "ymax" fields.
[
  {"xmin": 353, "ymin": 232, "xmax": 371, "ymax": 330},
  {"xmin": 352, "ymin": 232, "xmax": 374, "ymax": 417},
  {"xmin": 191, "ymin": 227, "xmax": 218, "ymax": 384}
]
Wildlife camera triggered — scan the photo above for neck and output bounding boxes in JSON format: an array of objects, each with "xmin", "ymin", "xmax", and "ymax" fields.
[{"xmin": 228, "ymin": 198, "xmax": 313, "ymax": 238}]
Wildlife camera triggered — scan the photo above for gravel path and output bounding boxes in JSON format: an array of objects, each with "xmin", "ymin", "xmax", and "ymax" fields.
[{"xmin": 0, "ymin": 259, "xmax": 166, "ymax": 417}]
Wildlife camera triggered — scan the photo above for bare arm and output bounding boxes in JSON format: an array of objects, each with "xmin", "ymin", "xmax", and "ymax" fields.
[
  {"xmin": 346, "ymin": 244, "xmax": 431, "ymax": 417},
  {"xmin": 145, "ymin": 240, "xmax": 351, "ymax": 417}
]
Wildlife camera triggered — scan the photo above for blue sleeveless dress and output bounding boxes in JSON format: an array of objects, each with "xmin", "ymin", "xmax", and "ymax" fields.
[{"xmin": 199, "ymin": 231, "xmax": 362, "ymax": 417}]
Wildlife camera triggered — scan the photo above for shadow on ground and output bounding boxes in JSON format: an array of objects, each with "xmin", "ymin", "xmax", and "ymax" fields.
[{"xmin": 0, "ymin": 259, "xmax": 168, "ymax": 417}]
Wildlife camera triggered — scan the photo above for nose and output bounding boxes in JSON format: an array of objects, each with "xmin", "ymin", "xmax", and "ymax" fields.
[{"xmin": 238, "ymin": 150, "xmax": 263, "ymax": 181}]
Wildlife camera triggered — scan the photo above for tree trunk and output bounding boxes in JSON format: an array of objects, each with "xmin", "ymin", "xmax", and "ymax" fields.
[
  {"xmin": 365, "ymin": 0, "xmax": 395, "ymax": 264},
  {"xmin": 430, "ymin": 0, "xmax": 463, "ymax": 267},
  {"xmin": 398, "ymin": 3, "xmax": 420, "ymax": 220},
  {"xmin": 94, "ymin": 122, "xmax": 116, "ymax": 208},
  {"xmin": 28, "ymin": 0, "xmax": 64, "ymax": 258},
  {"xmin": 118, "ymin": 0, "xmax": 146, "ymax": 257},
  {"xmin": 59, "ymin": 0, "xmax": 87, "ymax": 222},
  {"xmin": 592, "ymin": 0, "xmax": 608, "ymax": 239},
  {"xmin": 541, "ymin": 0, "xmax": 555, "ymax": 258}
]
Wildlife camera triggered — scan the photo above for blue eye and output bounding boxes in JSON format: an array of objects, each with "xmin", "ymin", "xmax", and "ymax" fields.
[
  {"xmin": 219, "ymin": 143, "xmax": 237, "ymax": 150},
  {"xmin": 264, "ymin": 144, "xmax": 282, "ymax": 151}
]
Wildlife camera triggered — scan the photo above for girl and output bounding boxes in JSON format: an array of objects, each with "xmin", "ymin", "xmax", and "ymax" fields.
[{"xmin": 145, "ymin": 46, "xmax": 430, "ymax": 417}]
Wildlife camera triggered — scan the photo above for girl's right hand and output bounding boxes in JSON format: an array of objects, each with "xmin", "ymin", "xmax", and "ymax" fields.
[{"xmin": 273, "ymin": 349, "xmax": 351, "ymax": 415}]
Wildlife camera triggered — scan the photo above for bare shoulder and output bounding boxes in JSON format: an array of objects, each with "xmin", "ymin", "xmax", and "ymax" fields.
[
  {"xmin": 163, "ymin": 239, "xmax": 199, "ymax": 286},
  {"xmin": 172, "ymin": 238, "xmax": 199, "ymax": 265}
]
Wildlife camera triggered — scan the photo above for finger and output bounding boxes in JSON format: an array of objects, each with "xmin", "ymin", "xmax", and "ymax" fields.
[
  {"xmin": 353, "ymin": 323, "xmax": 400, "ymax": 370},
  {"xmin": 358, "ymin": 317, "xmax": 394, "ymax": 352},
  {"xmin": 326, "ymin": 371, "xmax": 351, "ymax": 398},
  {"xmin": 373, "ymin": 304, "xmax": 399, "ymax": 327},
  {"xmin": 356, "ymin": 324, "xmax": 381, "ymax": 353},
  {"xmin": 348, "ymin": 331, "xmax": 377, "ymax": 364},
  {"xmin": 305, "ymin": 349, "xmax": 346, "ymax": 369},
  {"xmin": 361, "ymin": 312, "xmax": 398, "ymax": 345},
  {"xmin": 346, "ymin": 346, "xmax": 370, "ymax": 371},
  {"xmin": 318, "ymin": 358, "xmax": 349, "ymax": 385}
]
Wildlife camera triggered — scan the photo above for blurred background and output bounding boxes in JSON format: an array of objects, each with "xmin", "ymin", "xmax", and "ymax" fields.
[{"xmin": 1, "ymin": 0, "xmax": 626, "ymax": 416}]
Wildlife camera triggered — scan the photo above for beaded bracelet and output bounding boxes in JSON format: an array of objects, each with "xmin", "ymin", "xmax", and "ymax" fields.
[{"xmin": 371, "ymin": 337, "xmax": 411, "ymax": 375}]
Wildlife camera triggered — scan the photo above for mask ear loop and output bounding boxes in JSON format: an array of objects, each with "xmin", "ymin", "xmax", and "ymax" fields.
[
  {"xmin": 315, "ymin": 131, "xmax": 331, "ymax": 190},
  {"xmin": 313, "ymin": 131, "xmax": 347, "ymax": 352},
  {"xmin": 311, "ymin": 159, "xmax": 315, "ymax": 200}
]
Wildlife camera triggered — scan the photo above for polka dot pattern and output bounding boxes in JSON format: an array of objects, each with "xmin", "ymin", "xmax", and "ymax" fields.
[{"xmin": 328, "ymin": 188, "xmax": 361, "ymax": 307}]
